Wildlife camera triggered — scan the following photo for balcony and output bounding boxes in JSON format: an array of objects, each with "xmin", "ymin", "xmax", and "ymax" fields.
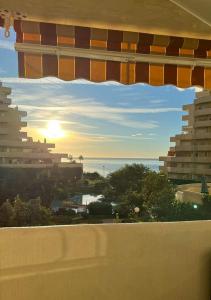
[
  {"xmin": 194, "ymin": 107, "xmax": 211, "ymax": 116},
  {"xmin": 172, "ymin": 133, "xmax": 211, "ymax": 142},
  {"xmin": 0, "ymin": 222, "xmax": 210, "ymax": 300},
  {"xmin": 0, "ymin": 86, "xmax": 11, "ymax": 95},
  {"xmin": 195, "ymin": 90, "xmax": 210, "ymax": 98},
  {"xmin": 165, "ymin": 166, "xmax": 211, "ymax": 175},
  {"xmin": 170, "ymin": 134, "xmax": 192, "ymax": 142},
  {"xmin": 174, "ymin": 145, "xmax": 211, "ymax": 151},
  {"xmin": 0, "ymin": 151, "xmax": 68, "ymax": 159},
  {"xmin": 0, "ymin": 139, "xmax": 55, "ymax": 149},
  {"xmin": 0, "ymin": 162, "xmax": 82, "ymax": 168},
  {"xmin": 0, "ymin": 104, "xmax": 9, "ymax": 111},
  {"xmin": 183, "ymin": 104, "xmax": 192, "ymax": 111},
  {"xmin": 182, "ymin": 115, "xmax": 189, "ymax": 121},
  {"xmin": 159, "ymin": 156, "xmax": 211, "ymax": 163},
  {"xmin": 0, "ymin": 125, "xmax": 27, "ymax": 138},
  {"xmin": 19, "ymin": 110, "xmax": 27, "ymax": 117},
  {"xmin": 0, "ymin": 97, "xmax": 11, "ymax": 105},
  {"xmin": 195, "ymin": 94, "xmax": 211, "ymax": 104},
  {"xmin": 182, "ymin": 125, "xmax": 192, "ymax": 132},
  {"xmin": 194, "ymin": 120, "xmax": 211, "ymax": 128}
]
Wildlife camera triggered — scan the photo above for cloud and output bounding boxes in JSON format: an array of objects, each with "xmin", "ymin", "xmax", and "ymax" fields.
[
  {"xmin": 0, "ymin": 77, "xmax": 123, "ymax": 86},
  {"xmin": 18, "ymin": 103, "xmax": 181, "ymax": 114},
  {"xmin": 5, "ymin": 82, "xmax": 183, "ymax": 131},
  {"xmin": 2, "ymin": 81, "xmax": 186, "ymax": 146},
  {"xmin": 0, "ymin": 40, "xmax": 15, "ymax": 51},
  {"xmin": 176, "ymin": 86, "xmax": 203, "ymax": 93},
  {"xmin": 29, "ymin": 119, "xmax": 97, "ymax": 130},
  {"xmin": 70, "ymin": 131, "xmax": 154, "ymax": 142},
  {"xmin": 131, "ymin": 133, "xmax": 143, "ymax": 137},
  {"xmin": 0, "ymin": 67, "xmax": 5, "ymax": 74},
  {"xmin": 20, "ymin": 102, "xmax": 159, "ymax": 129},
  {"xmin": 149, "ymin": 99, "xmax": 166, "ymax": 104}
]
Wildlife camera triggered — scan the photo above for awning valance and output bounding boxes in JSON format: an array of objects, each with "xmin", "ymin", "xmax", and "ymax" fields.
[{"xmin": 12, "ymin": 19, "xmax": 211, "ymax": 88}]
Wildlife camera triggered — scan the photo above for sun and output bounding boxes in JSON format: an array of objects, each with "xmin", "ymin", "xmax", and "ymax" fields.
[{"xmin": 41, "ymin": 120, "xmax": 65, "ymax": 139}]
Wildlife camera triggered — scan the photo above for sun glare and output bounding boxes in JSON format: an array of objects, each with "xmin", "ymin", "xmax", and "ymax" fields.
[{"xmin": 41, "ymin": 120, "xmax": 65, "ymax": 139}]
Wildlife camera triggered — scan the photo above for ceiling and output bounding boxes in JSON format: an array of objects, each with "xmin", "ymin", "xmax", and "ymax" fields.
[{"xmin": 1, "ymin": 0, "xmax": 211, "ymax": 39}]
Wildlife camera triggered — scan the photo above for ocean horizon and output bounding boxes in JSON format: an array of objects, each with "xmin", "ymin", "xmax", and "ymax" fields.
[{"xmin": 82, "ymin": 157, "xmax": 161, "ymax": 176}]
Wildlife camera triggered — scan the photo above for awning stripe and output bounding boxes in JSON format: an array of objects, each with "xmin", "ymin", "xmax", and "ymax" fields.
[
  {"xmin": 12, "ymin": 20, "xmax": 211, "ymax": 88},
  {"xmin": 14, "ymin": 20, "xmax": 211, "ymax": 52}
]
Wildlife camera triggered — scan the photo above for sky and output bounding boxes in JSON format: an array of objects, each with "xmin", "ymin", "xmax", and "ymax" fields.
[{"xmin": 0, "ymin": 27, "xmax": 201, "ymax": 158}]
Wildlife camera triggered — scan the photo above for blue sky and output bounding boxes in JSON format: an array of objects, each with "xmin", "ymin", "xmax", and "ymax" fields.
[{"xmin": 0, "ymin": 27, "xmax": 200, "ymax": 158}]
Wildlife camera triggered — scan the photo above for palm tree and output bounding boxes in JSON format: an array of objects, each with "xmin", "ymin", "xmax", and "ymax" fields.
[
  {"xmin": 68, "ymin": 154, "xmax": 73, "ymax": 162},
  {"xmin": 78, "ymin": 155, "xmax": 84, "ymax": 163}
]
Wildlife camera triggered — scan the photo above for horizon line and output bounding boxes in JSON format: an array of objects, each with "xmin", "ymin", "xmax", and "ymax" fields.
[{"xmin": 73, "ymin": 157, "xmax": 159, "ymax": 160}]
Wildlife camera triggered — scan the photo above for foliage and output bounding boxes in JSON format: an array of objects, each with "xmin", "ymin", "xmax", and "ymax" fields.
[
  {"xmin": 107, "ymin": 164, "xmax": 148, "ymax": 197},
  {"xmin": 0, "ymin": 200, "xmax": 14, "ymax": 227},
  {"xmin": 13, "ymin": 195, "xmax": 30, "ymax": 226},
  {"xmin": 0, "ymin": 196, "xmax": 52, "ymax": 227},
  {"xmin": 114, "ymin": 204, "xmax": 131, "ymax": 218},
  {"xmin": 201, "ymin": 176, "xmax": 209, "ymax": 194},
  {"xmin": 104, "ymin": 164, "xmax": 176, "ymax": 221},
  {"xmin": 28, "ymin": 198, "xmax": 52, "ymax": 226},
  {"xmin": 78, "ymin": 155, "xmax": 84, "ymax": 162},
  {"xmin": 88, "ymin": 201, "xmax": 112, "ymax": 216},
  {"xmin": 83, "ymin": 172, "xmax": 104, "ymax": 181},
  {"xmin": 142, "ymin": 172, "xmax": 176, "ymax": 220},
  {"xmin": 0, "ymin": 168, "xmax": 82, "ymax": 206}
]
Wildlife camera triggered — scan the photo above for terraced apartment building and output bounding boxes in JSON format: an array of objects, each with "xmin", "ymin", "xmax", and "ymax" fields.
[
  {"xmin": 160, "ymin": 90, "xmax": 211, "ymax": 182},
  {"xmin": 0, "ymin": 82, "xmax": 82, "ymax": 178}
]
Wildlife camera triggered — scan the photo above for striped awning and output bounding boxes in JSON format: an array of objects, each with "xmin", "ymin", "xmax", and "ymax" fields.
[{"xmin": 11, "ymin": 19, "xmax": 211, "ymax": 88}]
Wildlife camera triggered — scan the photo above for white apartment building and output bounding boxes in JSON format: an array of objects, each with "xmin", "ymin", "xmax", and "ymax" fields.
[{"xmin": 160, "ymin": 90, "xmax": 211, "ymax": 182}]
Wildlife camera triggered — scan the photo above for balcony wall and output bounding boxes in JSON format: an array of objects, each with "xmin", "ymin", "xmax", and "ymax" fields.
[
  {"xmin": 0, "ymin": 162, "xmax": 82, "ymax": 168},
  {"xmin": 160, "ymin": 156, "xmax": 211, "ymax": 163},
  {"xmin": 0, "ymin": 222, "xmax": 211, "ymax": 300},
  {"xmin": 194, "ymin": 108, "xmax": 211, "ymax": 116},
  {"xmin": 195, "ymin": 94, "xmax": 211, "ymax": 104}
]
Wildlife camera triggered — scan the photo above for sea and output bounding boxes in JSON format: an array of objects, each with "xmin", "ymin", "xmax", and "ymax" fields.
[{"xmin": 83, "ymin": 158, "xmax": 161, "ymax": 176}]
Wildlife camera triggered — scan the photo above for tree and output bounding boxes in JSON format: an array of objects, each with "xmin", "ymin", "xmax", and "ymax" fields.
[
  {"xmin": 105, "ymin": 164, "xmax": 149, "ymax": 202},
  {"xmin": 201, "ymin": 176, "xmax": 209, "ymax": 194},
  {"xmin": 83, "ymin": 172, "xmax": 103, "ymax": 181},
  {"xmin": 13, "ymin": 195, "xmax": 29, "ymax": 226},
  {"xmin": 142, "ymin": 172, "xmax": 176, "ymax": 220},
  {"xmin": 78, "ymin": 155, "xmax": 84, "ymax": 163},
  {"xmin": 0, "ymin": 200, "xmax": 14, "ymax": 227},
  {"xmin": 88, "ymin": 201, "xmax": 112, "ymax": 216},
  {"xmin": 103, "ymin": 165, "xmax": 177, "ymax": 221},
  {"xmin": 68, "ymin": 154, "xmax": 73, "ymax": 162},
  {"xmin": 28, "ymin": 198, "xmax": 52, "ymax": 226}
]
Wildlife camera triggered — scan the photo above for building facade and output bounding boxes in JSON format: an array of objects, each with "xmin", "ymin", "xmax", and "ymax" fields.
[
  {"xmin": 0, "ymin": 82, "xmax": 82, "ymax": 177},
  {"xmin": 160, "ymin": 90, "xmax": 211, "ymax": 182}
]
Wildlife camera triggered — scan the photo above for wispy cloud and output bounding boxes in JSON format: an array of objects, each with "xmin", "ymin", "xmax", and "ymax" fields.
[
  {"xmin": 149, "ymin": 99, "xmax": 166, "ymax": 104},
  {"xmin": 5, "ymin": 81, "xmax": 184, "ymax": 132},
  {"xmin": 69, "ymin": 131, "xmax": 154, "ymax": 142},
  {"xmin": 0, "ymin": 40, "xmax": 15, "ymax": 51},
  {"xmin": 18, "ymin": 103, "xmax": 181, "ymax": 114},
  {"xmin": 131, "ymin": 133, "xmax": 143, "ymax": 137},
  {"xmin": 0, "ymin": 67, "xmax": 5, "ymax": 74}
]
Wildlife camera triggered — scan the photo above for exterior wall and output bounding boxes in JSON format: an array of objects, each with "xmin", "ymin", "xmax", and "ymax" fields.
[
  {"xmin": 160, "ymin": 90, "xmax": 211, "ymax": 181},
  {"xmin": 0, "ymin": 222, "xmax": 211, "ymax": 300},
  {"xmin": 0, "ymin": 164, "xmax": 83, "ymax": 180}
]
